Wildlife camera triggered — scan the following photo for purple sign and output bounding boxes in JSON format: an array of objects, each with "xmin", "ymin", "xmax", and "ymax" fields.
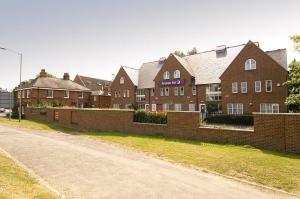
[{"xmin": 159, "ymin": 79, "xmax": 185, "ymax": 86}]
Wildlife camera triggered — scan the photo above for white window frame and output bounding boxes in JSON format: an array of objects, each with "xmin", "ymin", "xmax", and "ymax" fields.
[
  {"xmin": 164, "ymin": 87, "xmax": 169, "ymax": 96},
  {"xmin": 232, "ymin": 82, "xmax": 238, "ymax": 93},
  {"xmin": 192, "ymin": 86, "xmax": 196, "ymax": 96},
  {"xmin": 26, "ymin": 89, "xmax": 30, "ymax": 98},
  {"xmin": 179, "ymin": 86, "xmax": 184, "ymax": 96},
  {"xmin": 189, "ymin": 104, "xmax": 195, "ymax": 111},
  {"xmin": 265, "ymin": 80, "xmax": 272, "ymax": 92},
  {"xmin": 123, "ymin": 90, "xmax": 126, "ymax": 98},
  {"xmin": 241, "ymin": 82, "xmax": 247, "ymax": 93},
  {"xmin": 260, "ymin": 103, "xmax": 279, "ymax": 113},
  {"xmin": 113, "ymin": 104, "xmax": 120, "ymax": 109},
  {"xmin": 174, "ymin": 87, "xmax": 179, "ymax": 96},
  {"xmin": 120, "ymin": 77, "xmax": 124, "ymax": 84},
  {"xmin": 173, "ymin": 70, "xmax": 180, "ymax": 79},
  {"xmin": 64, "ymin": 90, "xmax": 69, "ymax": 98},
  {"xmin": 160, "ymin": 88, "xmax": 164, "ymax": 96},
  {"xmin": 174, "ymin": 104, "xmax": 182, "ymax": 111},
  {"xmin": 127, "ymin": 90, "xmax": 130, "ymax": 98},
  {"xmin": 151, "ymin": 104, "xmax": 156, "ymax": 112},
  {"xmin": 245, "ymin": 59, "xmax": 256, "ymax": 70},
  {"xmin": 227, "ymin": 103, "xmax": 243, "ymax": 115},
  {"xmin": 46, "ymin": 89, "xmax": 53, "ymax": 98},
  {"xmin": 163, "ymin": 71, "xmax": 170, "ymax": 80},
  {"xmin": 163, "ymin": 103, "xmax": 170, "ymax": 111},
  {"xmin": 78, "ymin": 91, "xmax": 83, "ymax": 99},
  {"xmin": 255, "ymin": 81, "xmax": 261, "ymax": 93},
  {"xmin": 22, "ymin": 90, "xmax": 25, "ymax": 98}
]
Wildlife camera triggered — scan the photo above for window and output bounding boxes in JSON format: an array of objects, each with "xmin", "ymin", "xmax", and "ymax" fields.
[
  {"xmin": 151, "ymin": 104, "xmax": 156, "ymax": 111},
  {"xmin": 179, "ymin": 86, "xmax": 184, "ymax": 96},
  {"xmin": 136, "ymin": 89, "xmax": 145, "ymax": 102},
  {"xmin": 255, "ymin": 81, "xmax": 261, "ymax": 92},
  {"xmin": 160, "ymin": 88, "xmax": 164, "ymax": 96},
  {"xmin": 78, "ymin": 92, "xmax": 83, "ymax": 99},
  {"xmin": 260, "ymin": 103, "xmax": 279, "ymax": 113},
  {"xmin": 93, "ymin": 96, "xmax": 97, "ymax": 102},
  {"xmin": 192, "ymin": 86, "xmax": 196, "ymax": 96},
  {"xmin": 227, "ymin": 103, "xmax": 243, "ymax": 115},
  {"xmin": 46, "ymin": 89, "xmax": 53, "ymax": 98},
  {"xmin": 245, "ymin": 59, "xmax": 256, "ymax": 70},
  {"xmin": 26, "ymin": 90, "xmax": 30, "ymax": 98},
  {"xmin": 125, "ymin": 104, "xmax": 131, "ymax": 109},
  {"xmin": 120, "ymin": 77, "xmax": 124, "ymax": 84},
  {"xmin": 174, "ymin": 104, "xmax": 182, "ymax": 111},
  {"xmin": 164, "ymin": 87, "xmax": 169, "ymax": 96},
  {"xmin": 174, "ymin": 87, "xmax": 179, "ymax": 96},
  {"xmin": 241, "ymin": 82, "xmax": 247, "ymax": 93},
  {"xmin": 206, "ymin": 84, "xmax": 222, "ymax": 101},
  {"xmin": 173, "ymin": 70, "xmax": 180, "ymax": 78},
  {"xmin": 18, "ymin": 91, "xmax": 21, "ymax": 99},
  {"xmin": 232, "ymin": 82, "xmax": 238, "ymax": 93},
  {"xmin": 123, "ymin": 90, "xmax": 126, "ymax": 98},
  {"xmin": 163, "ymin": 71, "xmax": 170, "ymax": 80},
  {"xmin": 64, "ymin": 90, "xmax": 69, "ymax": 98},
  {"xmin": 163, "ymin": 104, "xmax": 170, "ymax": 111},
  {"xmin": 22, "ymin": 90, "xmax": 25, "ymax": 98},
  {"xmin": 189, "ymin": 104, "xmax": 195, "ymax": 111},
  {"xmin": 266, "ymin": 80, "xmax": 272, "ymax": 92},
  {"xmin": 113, "ymin": 104, "xmax": 120, "ymax": 109},
  {"xmin": 114, "ymin": 91, "xmax": 118, "ymax": 98},
  {"xmin": 126, "ymin": 90, "xmax": 130, "ymax": 97},
  {"xmin": 150, "ymin": 88, "xmax": 154, "ymax": 96}
]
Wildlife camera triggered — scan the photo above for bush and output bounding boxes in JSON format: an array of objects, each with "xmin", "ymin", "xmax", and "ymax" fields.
[
  {"xmin": 36, "ymin": 100, "xmax": 47, "ymax": 108},
  {"xmin": 134, "ymin": 111, "xmax": 167, "ymax": 124},
  {"xmin": 206, "ymin": 101, "xmax": 219, "ymax": 113},
  {"xmin": 205, "ymin": 114, "xmax": 253, "ymax": 126}
]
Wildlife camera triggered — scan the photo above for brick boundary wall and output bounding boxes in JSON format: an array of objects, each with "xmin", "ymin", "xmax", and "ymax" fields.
[{"xmin": 24, "ymin": 108, "xmax": 300, "ymax": 154}]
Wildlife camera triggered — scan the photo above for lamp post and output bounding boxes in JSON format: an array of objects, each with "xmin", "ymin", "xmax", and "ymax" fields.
[{"xmin": 0, "ymin": 47, "xmax": 22, "ymax": 122}]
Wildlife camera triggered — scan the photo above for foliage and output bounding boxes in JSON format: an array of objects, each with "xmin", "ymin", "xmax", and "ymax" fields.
[
  {"xmin": 128, "ymin": 103, "xmax": 138, "ymax": 110},
  {"xmin": 36, "ymin": 100, "xmax": 47, "ymax": 108},
  {"xmin": 205, "ymin": 114, "xmax": 253, "ymax": 126},
  {"xmin": 187, "ymin": 47, "xmax": 198, "ymax": 55},
  {"xmin": 52, "ymin": 100, "xmax": 61, "ymax": 107},
  {"xmin": 174, "ymin": 50, "xmax": 185, "ymax": 57},
  {"xmin": 134, "ymin": 111, "xmax": 167, "ymax": 124},
  {"xmin": 285, "ymin": 59, "xmax": 300, "ymax": 112},
  {"xmin": 290, "ymin": 34, "xmax": 300, "ymax": 51},
  {"xmin": 206, "ymin": 101, "xmax": 219, "ymax": 113},
  {"xmin": 36, "ymin": 73, "xmax": 56, "ymax": 78}
]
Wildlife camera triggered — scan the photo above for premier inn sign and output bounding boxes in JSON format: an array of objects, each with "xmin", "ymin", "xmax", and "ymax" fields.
[{"xmin": 159, "ymin": 79, "xmax": 185, "ymax": 86}]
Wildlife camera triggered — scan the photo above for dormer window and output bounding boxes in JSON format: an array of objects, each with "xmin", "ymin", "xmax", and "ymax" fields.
[
  {"xmin": 173, "ymin": 70, "xmax": 180, "ymax": 79},
  {"xmin": 245, "ymin": 59, "xmax": 256, "ymax": 70},
  {"xmin": 163, "ymin": 71, "xmax": 170, "ymax": 80},
  {"xmin": 120, "ymin": 77, "xmax": 124, "ymax": 84}
]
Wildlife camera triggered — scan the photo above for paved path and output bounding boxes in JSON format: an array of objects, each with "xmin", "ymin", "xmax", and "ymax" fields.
[{"xmin": 0, "ymin": 125, "xmax": 297, "ymax": 199}]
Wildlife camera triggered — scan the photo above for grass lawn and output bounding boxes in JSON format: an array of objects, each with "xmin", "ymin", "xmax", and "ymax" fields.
[
  {"xmin": 0, "ymin": 151, "xmax": 56, "ymax": 199},
  {"xmin": 0, "ymin": 117, "xmax": 300, "ymax": 193}
]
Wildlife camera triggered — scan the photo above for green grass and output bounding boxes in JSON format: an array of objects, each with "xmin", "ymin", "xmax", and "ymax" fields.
[
  {"xmin": 0, "ymin": 117, "xmax": 300, "ymax": 193},
  {"xmin": 0, "ymin": 151, "xmax": 56, "ymax": 199}
]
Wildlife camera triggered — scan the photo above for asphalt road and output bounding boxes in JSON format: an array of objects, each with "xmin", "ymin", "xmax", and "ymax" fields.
[{"xmin": 0, "ymin": 125, "xmax": 297, "ymax": 199}]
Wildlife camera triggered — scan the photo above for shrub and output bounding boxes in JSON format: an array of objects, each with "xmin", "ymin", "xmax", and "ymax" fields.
[
  {"xmin": 134, "ymin": 111, "xmax": 167, "ymax": 124},
  {"xmin": 52, "ymin": 100, "xmax": 61, "ymax": 107},
  {"xmin": 206, "ymin": 101, "xmax": 219, "ymax": 113},
  {"xmin": 205, "ymin": 114, "xmax": 253, "ymax": 126},
  {"xmin": 36, "ymin": 100, "xmax": 47, "ymax": 108}
]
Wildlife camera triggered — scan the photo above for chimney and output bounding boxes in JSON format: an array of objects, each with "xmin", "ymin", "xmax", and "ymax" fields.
[
  {"xmin": 40, "ymin": 69, "xmax": 47, "ymax": 78},
  {"xmin": 63, "ymin": 72, "xmax": 70, "ymax": 80}
]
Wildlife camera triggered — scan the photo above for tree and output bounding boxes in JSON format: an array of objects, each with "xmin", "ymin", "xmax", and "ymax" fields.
[
  {"xmin": 174, "ymin": 50, "xmax": 185, "ymax": 57},
  {"xmin": 187, "ymin": 47, "xmax": 198, "ymax": 55},
  {"xmin": 36, "ymin": 73, "xmax": 56, "ymax": 78},
  {"xmin": 206, "ymin": 101, "xmax": 219, "ymax": 114},
  {"xmin": 290, "ymin": 35, "xmax": 300, "ymax": 52},
  {"xmin": 285, "ymin": 59, "xmax": 300, "ymax": 112}
]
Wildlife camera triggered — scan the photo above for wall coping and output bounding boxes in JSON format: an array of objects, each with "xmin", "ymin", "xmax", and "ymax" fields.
[
  {"xmin": 253, "ymin": 112, "xmax": 300, "ymax": 116},
  {"xmin": 199, "ymin": 126, "xmax": 254, "ymax": 133},
  {"xmin": 27, "ymin": 107, "xmax": 134, "ymax": 112},
  {"xmin": 133, "ymin": 122, "xmax": 167, "ymax": 127}
]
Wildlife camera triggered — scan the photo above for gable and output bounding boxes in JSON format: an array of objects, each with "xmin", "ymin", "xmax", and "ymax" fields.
[
  {"xmin": 111, "ymin": 67, "xmax": 135, "ymax": 89},
  {"xmin": 220, "ymin": 42, "xmax": 288, "ymax": 80}
]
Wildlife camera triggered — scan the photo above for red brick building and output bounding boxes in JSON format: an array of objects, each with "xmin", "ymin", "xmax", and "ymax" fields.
[
  {"xmin": 16, "ymin": 69, "xmax": 91, "ymax": 113},
  {"xmin": 74, "ymin": 75, "xmax": 112, "ymax": 108},
  {"xmin": 111, "ymin": 41, "xmax": 288, "ymax": 114}
]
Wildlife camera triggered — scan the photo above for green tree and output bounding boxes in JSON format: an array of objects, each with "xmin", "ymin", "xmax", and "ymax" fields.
[
  {"xmin": 285, "ymin": 59, "xmax": 300, "ymax": 112},
  {"xmin": 290, "ymin": 35, "xmax": 300, "ymax": 52},
  {"xmin": 187, "ymin": 47, "xmax": 198, "ymax": 55},
  {"xmin": 174, "ymin": 50, "xmax": 185, "ymax": 57},
  {"xmin": 206, "ymin": 101, "xmax": 219, "ymax": 114}
]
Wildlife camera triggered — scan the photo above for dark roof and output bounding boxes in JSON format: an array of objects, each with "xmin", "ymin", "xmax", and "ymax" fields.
[
  {"xmin": 17, "ymin": 77, "xmax": 90, "ymax": 91},
  {"xmin": 75, "ymin": 75, "xmax": 112, "ymax": 95}
]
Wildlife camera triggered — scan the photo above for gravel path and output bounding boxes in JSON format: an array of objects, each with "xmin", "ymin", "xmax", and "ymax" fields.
[{"xmin": 0, "ymin": 125, "xmax": 297, "ymax": 199}]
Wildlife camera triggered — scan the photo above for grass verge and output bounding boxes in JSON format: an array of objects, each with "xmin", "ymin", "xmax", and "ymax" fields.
[
  {"xmin": 0, "ymin": 150, "xmax": 56, "ymax": 199},
  {"xmin": 0, "ymin": 117, "xmax": 299, "ymax": 193}
]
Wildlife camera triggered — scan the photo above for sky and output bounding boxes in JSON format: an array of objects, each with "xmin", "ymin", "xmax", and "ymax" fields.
[{"xmin": 0, "ymin": 0, "xmax": 300, "ymax": 89}]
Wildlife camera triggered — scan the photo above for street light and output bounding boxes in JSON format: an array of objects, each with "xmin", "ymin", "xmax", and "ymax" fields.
[{"xmin": 0, "ymin": 46, "xmax": 22, "ymax": 122}]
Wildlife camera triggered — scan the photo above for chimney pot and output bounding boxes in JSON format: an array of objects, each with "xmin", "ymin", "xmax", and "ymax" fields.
[
  {"xmin": 63, "ymin": 72, "xmax": 70, "ymax": 80},
  {"xmin": 40, "ymin": 69, "xmax": 47, "ymax": 78}
]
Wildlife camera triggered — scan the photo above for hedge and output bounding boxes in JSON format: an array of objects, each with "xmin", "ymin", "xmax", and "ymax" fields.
[
  {"xmin": 134, "ymin": 111, "xmax": 167, "ymax": 124},
  {"xmin": 205, "ymin": 114, "xmax": 253, "ymax": 126}
]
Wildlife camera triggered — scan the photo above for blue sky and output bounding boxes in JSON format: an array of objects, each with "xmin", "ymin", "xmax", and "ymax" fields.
[{"xmin": 0, "ymin": 0, "xmax": 300, "ymax": 89}]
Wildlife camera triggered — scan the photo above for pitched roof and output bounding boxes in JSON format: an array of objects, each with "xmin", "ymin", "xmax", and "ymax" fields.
[
  {"xmin": 18, "ymin": 77, "xmax": 90, "ymax": 91},
  {"xmin": 172, "ymin": 54, "xmax": 195, "ymax": 76},
  {"xmin": 75, "ymin": 75, "xmax": 112, "ymax": 92},
  {"xmin": 265, "ymin": 49, "xmax": 288, "ymax": 70},
  {"xmin": 138, "ymin": 61, "xmax": 164, "ymax": 89},
  {"xmin": 122, "ymin": 66, "xmax": 139, "ymax": 86}
]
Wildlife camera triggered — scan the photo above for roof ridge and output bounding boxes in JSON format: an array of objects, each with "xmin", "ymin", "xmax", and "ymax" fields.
[
  {"xmin": 76, "ymin": 74, "xmax": 112, "ymax": 82},
  {"xmin": 122, "ymin": 66, "xmax": 139, "ymax": 70},
  {"xmin": 265, "ymin": 48, "xmax": 286, "ymax": 53}
]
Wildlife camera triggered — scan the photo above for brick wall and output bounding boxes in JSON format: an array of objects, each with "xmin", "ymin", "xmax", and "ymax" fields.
[{"xmin": 25, "ymin": 108, "xmax": 300, "ymax": 154}]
